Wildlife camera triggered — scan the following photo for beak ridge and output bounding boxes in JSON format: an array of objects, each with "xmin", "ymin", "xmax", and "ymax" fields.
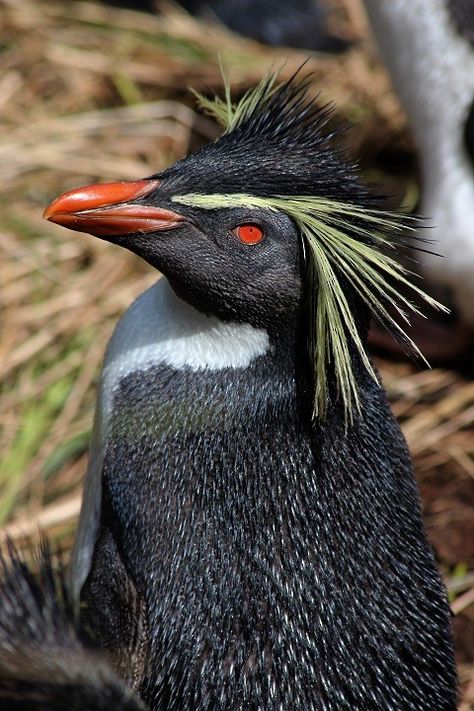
[{"xmin": 43, "ymin": 179, "xmax": 184, "ymax": 236}]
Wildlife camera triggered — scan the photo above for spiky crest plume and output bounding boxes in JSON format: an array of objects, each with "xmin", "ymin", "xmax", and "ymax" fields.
[{"xmin": 178, "ymin": 72, "xmax": 447, "ymax": 422}]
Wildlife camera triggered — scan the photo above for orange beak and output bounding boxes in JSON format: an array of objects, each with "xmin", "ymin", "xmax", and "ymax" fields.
[{"xmin": 43, "ymin": 179, "xmax": 184, "ymax": 236}]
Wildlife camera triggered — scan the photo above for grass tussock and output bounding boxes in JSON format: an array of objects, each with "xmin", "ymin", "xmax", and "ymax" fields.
[{"xmin": 0, "ymin": 0, "xmax": 473, "ymax": 703}]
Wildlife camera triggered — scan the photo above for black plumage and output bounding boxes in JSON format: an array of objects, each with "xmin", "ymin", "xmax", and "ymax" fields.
[
  {"xmin": 160, "ymin": 79, "xmax": 363, "ymax": 202},
  {"xmin": 0, "ymin": 542, "xmax": 145, "ymax": 710},
  {"xmin": 1, "ymin": 75, "xmax": 457, "ymax": 709},
  {"xmin": 447, "ymin": 0, "xmax": 474, "ymax": 48},
  {"xmin": 101, "ymin": 0, "xmax": 349, "ymax": 53},
  {"xmin": 89, "ymin": 352, "xmax": 455, "ymax": 709},
  {"xmin": 465, "ymin": 96, "xmax": 474, "ymax": 168}
]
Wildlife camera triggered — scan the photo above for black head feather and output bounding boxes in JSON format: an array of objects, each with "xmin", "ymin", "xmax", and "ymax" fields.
[
  {"xmin": 159, "ymin": 73, "xmax": 371, "ymax": 204},
  {"xmin": 168, "ymin": 71, "xmax": 447, "ymax": 420}
]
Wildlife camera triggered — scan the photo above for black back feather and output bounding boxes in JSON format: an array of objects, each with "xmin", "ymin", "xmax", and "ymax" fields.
[{"xmin": 0, "ymin": 539, "xmax": 146, "ymax": 710}]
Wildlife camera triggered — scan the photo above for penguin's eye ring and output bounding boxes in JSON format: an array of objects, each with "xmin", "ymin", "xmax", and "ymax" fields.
[{"xmin": 232, "ymin": 224, "xmax": 264, "ymax": 245}]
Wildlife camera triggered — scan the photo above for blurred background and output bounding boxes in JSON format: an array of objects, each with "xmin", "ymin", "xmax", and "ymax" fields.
[{"xmin": 1, "ymin": 0, "xmax": 473, "ymax": 705}]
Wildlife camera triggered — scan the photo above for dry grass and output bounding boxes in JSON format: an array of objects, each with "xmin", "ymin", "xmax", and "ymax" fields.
[{"xmin": 0, "ymin": 0, "xmax": 473, "ymax": 704}]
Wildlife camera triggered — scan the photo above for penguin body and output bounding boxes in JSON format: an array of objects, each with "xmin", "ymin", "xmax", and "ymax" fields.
[
  {"xmin": 363, "ymin": 0, "xmax": 474, "ymax": 324},
  {"xmin": 81, "ymin": 308, "xmax": 455, "ymax": 709},
  {"xmin": 73, "ymin": 279, "xmax": 270, "ymax": 591},
  {"xmin": 10, "ymin": 74, "xmax": 457, "ymax": 709}
]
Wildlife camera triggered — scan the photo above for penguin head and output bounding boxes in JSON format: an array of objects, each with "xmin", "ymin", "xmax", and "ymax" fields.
[
  {"xmin": 43, "ymin": 76, "xmax": 357, "ymax": 329},
  {"xmin": 44, "ymin": 72, "xmax": 444, "ymax": 421},
  {"xmin": 44, "ymin": 173, "xmax": 303, "ymax": 329}
]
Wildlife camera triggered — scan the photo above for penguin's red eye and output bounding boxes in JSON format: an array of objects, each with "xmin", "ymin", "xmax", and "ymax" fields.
[{"xmin": 233, "ymin": 224, "xmax": 264, "ymax": 245}]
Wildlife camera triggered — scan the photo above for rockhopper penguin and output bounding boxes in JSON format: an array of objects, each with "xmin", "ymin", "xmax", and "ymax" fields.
[{"xmin": 1, "ymin": 73, "xmax": 457, "ymax": 709}]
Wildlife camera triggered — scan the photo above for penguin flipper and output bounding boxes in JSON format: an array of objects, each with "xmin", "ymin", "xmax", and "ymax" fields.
[
  {"xmin": 71, "ymin": 423, "xmax": 104, "ymax": 597},
  {"xmin": 80, "ymin": 525, "xmax": 151, "ymax": 695},
  {"xmin": 71, "ymin": 281, "xmax": 165, "ymax": 597}
]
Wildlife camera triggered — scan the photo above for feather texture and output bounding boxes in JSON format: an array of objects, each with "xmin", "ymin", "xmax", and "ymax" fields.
[
  {"xmin": 174, "ymin": 195, "xmax": 446, "ymax": 421},
  {"xmin": 176, "ymin": 74, "xmax": 448, "ymax": 422}
]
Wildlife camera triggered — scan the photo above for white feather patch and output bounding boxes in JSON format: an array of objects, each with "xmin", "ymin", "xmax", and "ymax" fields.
[{"xmin": 103, "ymin": 276, "xmax": 269, "ymax": 383}]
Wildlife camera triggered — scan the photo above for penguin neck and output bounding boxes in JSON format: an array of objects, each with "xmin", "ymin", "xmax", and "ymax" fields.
[
  {"xmin": 157, "ymin": 276, "xmax": 305, "ymax": 389},
  {"xmin": 160, "ymin": 277, "xmax": 312, "ymax": 428},
  {"xmin": 164, "ymin": 274, "xmax": 303, "ymax": 369},
  {"xmin": 99, "ymin": 277, "xmax": 310, "ymax": 447},
  {"xmin": 101, "ymin": 277, "xmax": 378, "ymax": 456}
]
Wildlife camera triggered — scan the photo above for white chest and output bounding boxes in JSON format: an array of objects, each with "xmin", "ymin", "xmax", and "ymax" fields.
[{"xmin": 102, "ymin": 277, "xmax": 270, "ymax": 397}]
